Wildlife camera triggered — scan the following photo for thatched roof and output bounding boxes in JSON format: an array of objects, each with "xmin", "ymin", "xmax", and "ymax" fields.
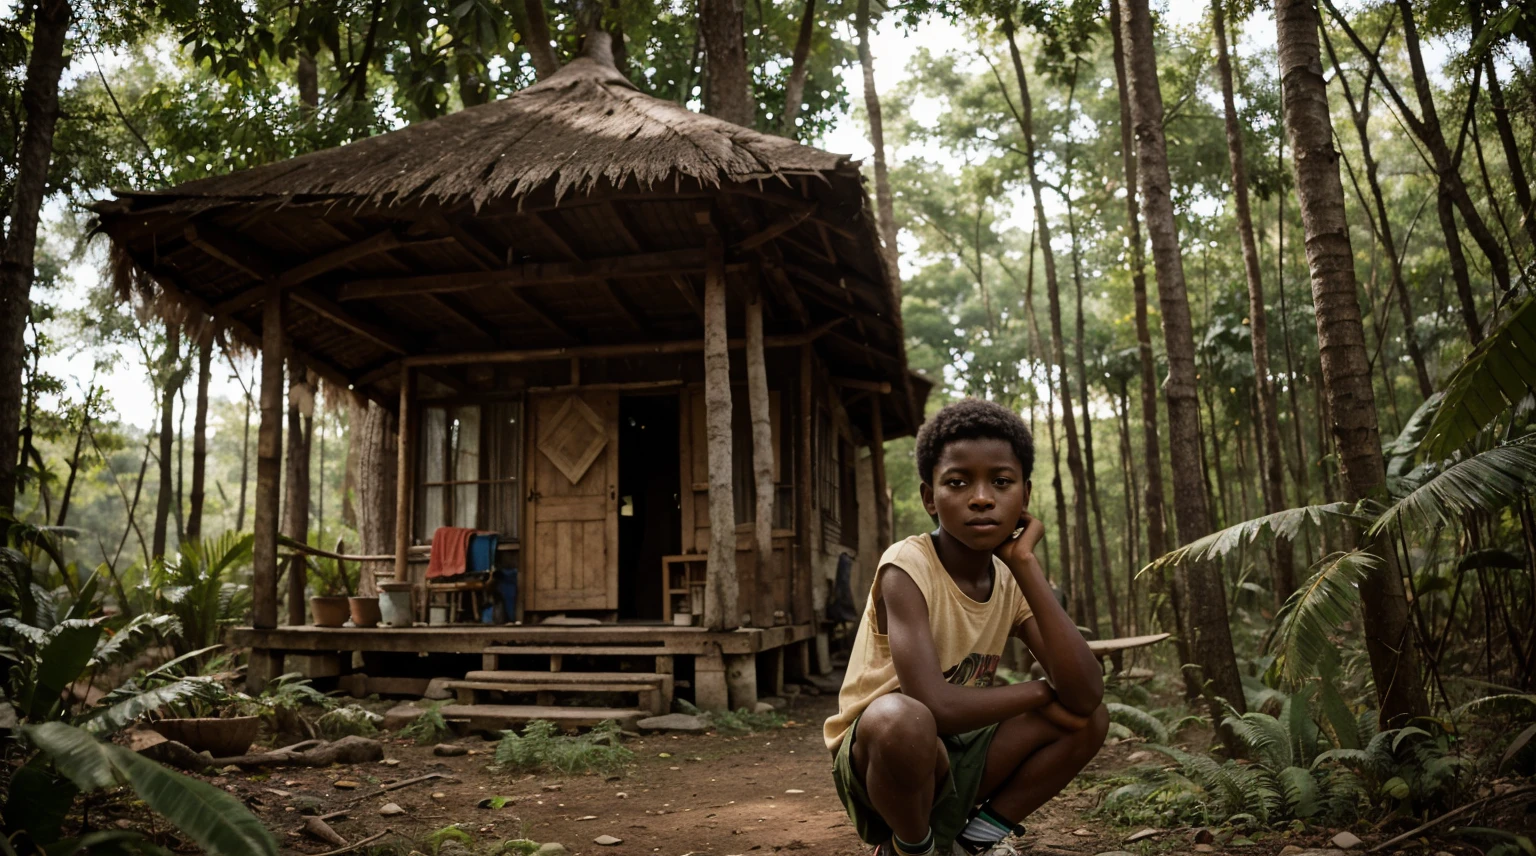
[{"xmin": 93, "ymin": 33, "xmax": 928, "ymax": 436}]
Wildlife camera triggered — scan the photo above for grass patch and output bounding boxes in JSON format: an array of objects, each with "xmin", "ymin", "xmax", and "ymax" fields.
[
  {"xmin": 494, "ymin": 719, "xmax": 634, "ymax": 775},
  {"xmin": 398, "ymin": 701, "xmax": 452, "ymax": 745},
  {"xmin": 424, "ymin": 825, "xmax": 473, "ymax": 855},
  {"xmin": 317, "ymin": 704, "xmax": 381, "ymax": 739},
  {"xmin": 709, "ymin": 707, "xmax": 787, "ymax": 735}
]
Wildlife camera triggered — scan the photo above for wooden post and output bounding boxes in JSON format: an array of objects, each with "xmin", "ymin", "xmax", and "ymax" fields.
[
  {"xmin": 284, "ymin": 362, "xmax": 313, "ymax": 626},
  {"xmin": 702, "ymin": 234, "xmax": 739, "ymax": 630},
  {"xmin": 745, "ymin": 275, "xmax": 775, "ymax": 573},
  {"xmin": 794, "ymin": 344, "xmax": 815, "ymax": 625},
  {"xmin": 726, "ymin": 653, "xmax": 758, "ymax": 710},
  {"xmin": 252, "ymin": 282, "xmax": 284, "ymax": 632},
  {"xmin": 393, "ymin": 365, "xmax": 415, "ymax": 585},
  {"xmin": 695, "ymin": 645, "xmax": 730, "ymax": 712},
  {"xmin": 870, "ymin": 396, "xmax": 891, "ymax": 549}
]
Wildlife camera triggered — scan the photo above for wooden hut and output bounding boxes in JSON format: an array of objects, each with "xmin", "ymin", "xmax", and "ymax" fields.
[{"xmin": 93, "ymin": 34, "xmax": 929, "ymax": 723}]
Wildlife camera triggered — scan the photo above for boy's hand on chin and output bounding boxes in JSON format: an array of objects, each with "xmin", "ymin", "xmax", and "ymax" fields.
[{"xmin": 994, "ymin": 512, "xmax": 1045, "ymax": 568}]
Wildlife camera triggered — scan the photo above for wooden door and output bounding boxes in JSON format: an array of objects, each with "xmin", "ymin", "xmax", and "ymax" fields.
[{"xmin": 524, "ymin": 391, "xmax": 619, "ymax": 612}]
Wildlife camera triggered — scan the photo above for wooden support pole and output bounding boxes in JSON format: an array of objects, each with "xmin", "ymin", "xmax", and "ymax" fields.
[
  {"xmin": 702, "ymin": 235, "xmax": 739, "ymax": 631},
  {"xmin": 870, "ymin": 395, "xmax": 891, "ymax": 550},
  {"xmin": 695, "ymin": 646, "xmax": 729, "ymax": 712},
  {"xmin": 726, "ymin": 653, "xmax": 759, "ymax": 710},
  {"xmin": 393, "ymin": 366, "xmax": 415, "ymax": 584},
  {"xmin": 745, "ymin": 277, "xmax": 775, "ymax": 566},
  {"xmin": 252, "ymin": 283, "xmax": 285, "ymax": 631},
  {"xmin": 284, "ymin": 362, "xmax": 313, "ymax": 626},
  {"xmin": 794, "ymin": 344, "xmax": 815, "ymax": 625}
]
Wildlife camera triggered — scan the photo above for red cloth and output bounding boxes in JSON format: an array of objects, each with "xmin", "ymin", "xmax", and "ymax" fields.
[{"xmin": 426, "ymin": 527, "xmax": 476, "ymax": 579}]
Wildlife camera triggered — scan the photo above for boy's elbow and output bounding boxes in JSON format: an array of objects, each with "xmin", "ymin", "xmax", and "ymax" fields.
[{"xmin": 1058, "ymin": 675, "xmax": 1105, "ymax": 717}]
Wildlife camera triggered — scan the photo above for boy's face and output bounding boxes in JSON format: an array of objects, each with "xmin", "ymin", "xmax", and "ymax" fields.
[{"xmin": 920, "ymin": 437, "xmax": 1031, "ymax": 553}]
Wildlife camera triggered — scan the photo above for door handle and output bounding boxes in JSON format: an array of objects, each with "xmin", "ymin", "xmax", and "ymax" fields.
[{"xmin": 527, "ymin": 490, "xmax": 542, "ymax": 503}]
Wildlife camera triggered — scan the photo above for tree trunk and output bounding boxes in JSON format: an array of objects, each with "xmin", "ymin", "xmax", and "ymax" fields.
[
  {"xmin": 1023, "ymin": 226, "xmax": 1074, "ymax": 615},
  {"xmin": 1120, "ymin": 0, "xmax": 1247, "ymax": 744},
  {"xmin": 517, "ymin": 0, "xmax": 560, "ymax": 80},
  {"xmin": 1485, "ymin": 56, "xmax": 1536, "ymax": 248},
  {"xmin": 702, "ymin": 238, "xmax": 739, "ymax": 630},
  {"xmin": 253, "ymin": 287, "xmax": 285, "ymax": 631},
  {"xmin": 1276, "ymin": 0, "xmax": 1430, "ymax": 726},
  {"xmin": 780, "ymin": 0, "xmax": 817, "ymax": 133},
  {"xmin": 284, "ymin": 364, "xmax": 314, "ymax": 626},
  {"xmin": 1110, "ymin": 0, "xmax": 1191, "ymax": 685},
  {"xmin": 701, "ymin": 0, "xmax": 752, "ymax": 126},
  {"xmin": 858, "ymin": 0, "xmax": 900, "ymax": 289},
  {"xmin": 0, "ymin": 0, "xmax": 70, "ymax": 516},
  {"xmin": 1214, "ymin": 0, "xmax": 1296, "ymax": 600},
  {"xmin": 187, "ymin": 337, "xmax": 212, "ymax": 541},
  {"xmin": 746, "ymin": 282, "xmax": 775, "ymax": 563},
  {"xmin": 352, "ymin": 398, "xmax": 397, "ymax": 597},
  {"xmin": 1116, "ymin": 379, "xmax": 1141, "ymax": 637},
  {"xmin": 152, "ymin": 324, "xmax": 182, "ymax": 560},
  {"xmin": 1004, "ymin": 17, "xmax": 1098, "ymax": 635},
  {"xmin": 55, "ymin": 402, "xmax": 91, "ymax": 529}
]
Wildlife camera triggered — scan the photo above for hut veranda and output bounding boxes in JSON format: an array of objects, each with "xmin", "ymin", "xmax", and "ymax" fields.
[{"xmin": 92, "ymin": 34, "xmax": 930, "ymax": 723}]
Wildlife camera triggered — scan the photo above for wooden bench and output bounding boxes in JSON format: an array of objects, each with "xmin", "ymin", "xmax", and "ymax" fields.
[{"xmin": 1085, "ymin": 633, "xmax": 1171, "ymax": 661}]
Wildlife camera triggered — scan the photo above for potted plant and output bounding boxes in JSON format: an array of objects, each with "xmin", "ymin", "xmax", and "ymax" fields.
[
  {"xmin": 147, "ymin": 680, "xmax": 264, "ymax": 757},
  {"xmin": 306, "ymin": 555, "xmax": 360, "ymax": 627}
]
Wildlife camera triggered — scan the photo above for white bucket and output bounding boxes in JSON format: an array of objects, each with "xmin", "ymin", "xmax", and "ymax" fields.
[
  {"xmin": 380, "ymin": 589, "xmax": 413, "ymax": 627},
  {"xmin": 429, "ymin": 606, "xmax": 449, "ymax": 626}
]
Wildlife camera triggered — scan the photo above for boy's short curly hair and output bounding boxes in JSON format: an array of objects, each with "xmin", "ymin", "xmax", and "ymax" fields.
[{"xmin": 914, "ymin": 398, "xmax": 1035, "ymax": 485}]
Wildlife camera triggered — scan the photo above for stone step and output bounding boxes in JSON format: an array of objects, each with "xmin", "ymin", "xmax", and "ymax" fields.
[{"xmin": 438, "ymin": 703, "xmax": 647, "ymax": 731}]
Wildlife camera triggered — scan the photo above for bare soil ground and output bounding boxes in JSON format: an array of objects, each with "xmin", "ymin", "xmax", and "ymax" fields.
[{"xmin": 199, "ymin": 686, "xmax": 1418, "ymax": 856}]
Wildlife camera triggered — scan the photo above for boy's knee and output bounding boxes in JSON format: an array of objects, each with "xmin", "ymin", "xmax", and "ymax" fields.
[{"xmin": 860, "ymin": 694, "xmax": 939, "ymax": 752}]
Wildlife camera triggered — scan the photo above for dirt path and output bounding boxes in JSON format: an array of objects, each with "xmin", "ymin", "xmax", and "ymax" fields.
[{"xmin": 235, "ymin": 688, "xmax": 1142, "ymax": 856}]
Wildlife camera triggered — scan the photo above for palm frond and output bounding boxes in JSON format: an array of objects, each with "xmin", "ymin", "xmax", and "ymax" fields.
[
  {"xmin": 90, "ymin": 614, "xmax": 180, "ymax": 669},
  {"xmin": 1370, "ymin": 435, "xmax": 1536, "ymax": 535},
  {"xmin": 1277, "ymin": 765, "xmax": 1321, "ymax": 818},
  {"xmin": 1225, "ymin": 712, "xmax": 1294, "ymax": 769},
  {"xmin": 1421, "ymin": 293, "xmax": 1536, "ymax": 459},
  {"xmin": 82, "ymin": 678, "xmax": 222, "ymax": 736},
  {"xmin": 1144, "ymin": 503, "xmax": 1358, "ymax": 573},
  {"xmin": 1271, "ymin": 551, "xmax": 1376, "ymax": 683}
]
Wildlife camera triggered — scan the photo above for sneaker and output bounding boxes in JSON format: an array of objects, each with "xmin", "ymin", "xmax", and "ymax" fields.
[{"xmin": 951, "ymin": 838, "xmax": 1023, "ymax": 856}]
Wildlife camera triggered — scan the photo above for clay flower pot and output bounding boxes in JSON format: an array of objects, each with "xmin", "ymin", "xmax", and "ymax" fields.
[
  {"xmin": 348, "ymin": 596, "xmax": 382, "ymax": 628},
  {"xmin": 151, "ymin": 715, "xmax": 260, "ymax": 757},
  {"xmin": 310, "ymin": 595, "xmax": 351, "ymax": 628}
]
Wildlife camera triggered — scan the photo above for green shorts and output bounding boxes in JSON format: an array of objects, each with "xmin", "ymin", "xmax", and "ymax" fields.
[{"xmin": 831, "ymin": 711, "xmax": 999, "ymax": 849}]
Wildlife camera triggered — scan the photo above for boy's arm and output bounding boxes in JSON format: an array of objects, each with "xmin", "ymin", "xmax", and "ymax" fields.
[
  {"xmin": 882, "ymin": 564, "xmax": 1057, "ymax": 734},
  {"xmin": 999, "ymin": 516, "xmax": 1105, "ymax": 717}
]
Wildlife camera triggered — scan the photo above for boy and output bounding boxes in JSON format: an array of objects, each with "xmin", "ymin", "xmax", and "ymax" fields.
[{"xmin": 825, "ymin": 399, "xmax": 1108, "ymax": 856}]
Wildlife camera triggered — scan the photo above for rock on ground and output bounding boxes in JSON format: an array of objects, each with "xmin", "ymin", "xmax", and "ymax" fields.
[{"xmin": 636, "ymin": 713, "xmax": 708, "ymax": 733}]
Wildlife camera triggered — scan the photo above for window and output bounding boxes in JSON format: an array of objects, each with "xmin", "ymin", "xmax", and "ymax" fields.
[
  {"xmin": 416, "ymin": 400, "xmax": 522, "ymax": 541},
  {"xmin": 730, "ymin": 392, "xmax": 792, "ymax": 530}
]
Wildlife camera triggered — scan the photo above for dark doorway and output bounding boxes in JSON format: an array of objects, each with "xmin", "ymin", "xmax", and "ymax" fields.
[{"xmin": 618, "ymin": 394, "xmax": 681, "ymax": 621}]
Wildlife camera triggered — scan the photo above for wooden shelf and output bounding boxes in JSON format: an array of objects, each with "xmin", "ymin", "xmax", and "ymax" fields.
[{"xmin": 661, "ymin": 554, "xmax": 707, "ymax": 622}]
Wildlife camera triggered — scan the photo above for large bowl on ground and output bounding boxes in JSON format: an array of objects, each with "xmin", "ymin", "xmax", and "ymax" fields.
[{"xmin": 150, "ymin": 715, "xmax": 260, "ymax": 757}]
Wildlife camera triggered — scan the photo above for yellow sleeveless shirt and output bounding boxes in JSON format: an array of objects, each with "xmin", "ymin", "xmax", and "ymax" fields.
[{"xmin": 824, "ymin": 533, "xmax": 1034, "ymax": 752}]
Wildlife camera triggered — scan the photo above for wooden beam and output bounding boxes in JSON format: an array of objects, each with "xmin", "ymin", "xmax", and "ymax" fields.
[
  {"xmin": 290, "ymin": 287, "xmax": 411, "ymax": 355},
  {"xmin": 213, "ymin": 229, "xmax": 411, "ymax": 315},
  {"xmin": 702, "ymin": 235, "xmax": 739, "ymax": 632},
  {"xmin": 337, "ymin": 249, "xmax": 739, "ymax": 301},
  {"xmin": 734, "ymin": 206, "xmax": 817, "ymax": 252},
  {"xmin": 527, "ymin": 211, "xmax": 583, "ymax": 261},
  {"xmin": 419, "ymin": 214, "xmax": 580, "ymax": 343},
  {"xmin": 671, "ymin": 274, "xmax": 704, "ymax": 321},
  {"xmin": 829, "ymin": 330, "xmax": 903, "ymax": 368},
  {"xmin": 252, "ymin": 282, "xmax": 285, "ymax": 631},
  {"xmin": 606, "ymin": 202, "xmax": 646, "ymax": 253},
  {"xmin": 184, "ymin": 223, "xmax": 270, "ymax": 282},
  {"xmin": 831, "ymin": 376, "xmax": 892, "ymax": 394},
  {"xmin": 423, "ymin": 293, "xmax": 498, "ymax": 346},
  {"xmin": 394, "ymin": 365, "xmax": 415, "ymax": 583},
  {"xmin": 400, "ymin": 318, "xmax": 844, "ymax": 367},
  {"xmin": 599, "ymin": 280, "xmax": 647, "ymax": 331},
  {"xmin": 763, "ymin": 258, "xmax": 811, "ymax": 329}
]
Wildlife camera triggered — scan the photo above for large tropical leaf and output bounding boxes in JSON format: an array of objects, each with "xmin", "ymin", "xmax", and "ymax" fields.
[
  {"xmin": 23, "ymin": 620, "xmax": 103, "ymax": 721},
  {"xmin": 82, "ymin": 678, "xmax": 222, "ymax": 736},
  {"xmin": 1107, "ymin": 702, "xmax": 1168, "ymax": 743},
  {"xmin": 1277, "ymin": 765, "xmax": 1321, "ymax": 818},
  {"xmin": 1224, "ymin": 711, "xmax": 1293, "ymax": 768},
  {"xmin": 1420, "ymin": 293, "xmax": 1536, "ymax": 459},
  {"xmin": 90, "ymin": 614, "xmax": 181, "ymax": 669},
  {"xmin": 1370, "ymin": 435, "xmax": 1536, "ymax": 535},
  {"xmin": 1143, "ymin": 503, "xmax": 1358, "ymax": 573},
  {"xmin": 1270, "ymin": 551, "xmax": 1376, "ymax": 684},
  {"xmin": 24, "ymin": 722, "xmax": 279, "ymax": 856}
]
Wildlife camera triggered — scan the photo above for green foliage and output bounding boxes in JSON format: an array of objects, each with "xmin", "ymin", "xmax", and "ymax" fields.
[
  {"xmin": 1106, "ymin": 702, "xmax": 1168, "ymax": 743},
  {"xmin": 423, "ymin": 825, "xmax": 473, "ymax": 855},
  {"xmin": 708, "ymin": 707, "xmax": 788, "ymax": 735},
  {"xmin": 1142, "ymin": 503, "xmax": 1359, "ymax": 574},
  {"xmin": 493, "ymin": 719, "xmax": 634, "ymax": 775},
  {"xmin": 148, "ymin": 533, "xmax": 253, "ymax": 655},
  {"xmin": 21, "ymin": 721, "xmax": 278, "ymax": 855},
  {"xmin": 398, "ymin": 701, "xmax": 452, "ymax": 745},
  {"xmin": 1420, "ymin": 294, "xmax": 1536, "ymax": 459},
  {"xmin": 1269, "ymin": 551, "xmax": 1377, "ymax": 684},
  {"xmin": 1371, "ymin": 434, "xmax": 1536, "ymax": 535},
  {"xmin": 317, "ymin": 704, "xmax": 382, "ymax": 738}
]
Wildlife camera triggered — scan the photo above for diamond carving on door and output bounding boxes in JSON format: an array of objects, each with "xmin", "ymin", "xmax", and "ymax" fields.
[{"xmin": 537, "ymin": 395, "xmax": 608, "ymax": 484}]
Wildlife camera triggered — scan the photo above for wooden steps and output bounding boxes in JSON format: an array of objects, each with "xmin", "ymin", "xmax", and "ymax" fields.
[
  {"xmin": 444, "ymin": 669, "xmax": 673, "ymax": 713},
  {"xmin": 438, "ymin": 703, "xmax": 648, "ymax": 731},
  {"xmin": 481, "ymin": 645, "xmax": 676, "ymax": 658}
]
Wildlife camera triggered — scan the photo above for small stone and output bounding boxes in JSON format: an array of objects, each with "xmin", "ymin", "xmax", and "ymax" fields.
[
  {"xmin": 423, "ymin": 677, "xmax": 455, "ymax": 700},
  {"xmin": 431, "ymin": 791, "xmax": 447, "ymax": 800},
  {"xmin": 759, "ymin": 696, "xmax": 787, "ymax": 710},
  {"xmin": 785, "ymin": 789, "xmax": 804, "ymax": 794},
  {"xmin": 542, "ymin": 784, "xmax": 563, "ymax": 792},
  {"xmin": 379, "ymin": 802, "xmax": 406, "ymax": 817},
  {"xmin": 1279, "ymin": 847, "xmax": 1307, "ymax": 856},
  {"xmin": 1126, "ymin": 751, "xmax": 1155, "ymax": 764},
  {"xmin": 752, "ymin": 701, "xmax": 776, "ymax": 714},
  {"xmin": 219, "ymin": 764, "xmax": 242, "ymax": 774},
  {"xmin": 593, "ymin": 835, "xmax": 623, "ymax": 846},
  {"xmin": 436, "ymin": 841, "xmax": 471, "ymax": 856},
  {"xmin": 1332, "ymin": 831, "xmax": 1363, "ymax": 850},
  {"xmin": 536, "ymin": 845, "xmax": 568, "ymax": 855},
  {"xmin": 379, "ymin": 758, "xmax": 400, "ymax": 766},
  {"xmin": 433, "ymin": 743, "xmax": 469, "ymax": 757},
  {"xmin": 1073, "ymin": 828, "xmax": 1092, "ymax": 837},
  {"xmin": 381, "ymin": 703, "xmax": 425, "ymax": 731},
  {"xmin": 615, "ymin": 792, "xmax": 627, "ymax": 799},
  {"xmin": 1194, "ymin": 846, "xmax": 1213, "ymax": 853},
  {"xmin": 1125, "ymin": 829, "xmax": 1160, "ymax": 844},
  {"xmin": 332, "ymin": 780, "xmax": 361, "ymax": 790},
  {"xmin": 636, "ymin": 713, "xmax": 709, "ymax": 733},
  {"xmin": 576, "ymin": 815, "xmax": 598, "ymax": 821},
  {"xmin": 1094, "ymin": 852, "xmax": 1136, "ymax": 856}
]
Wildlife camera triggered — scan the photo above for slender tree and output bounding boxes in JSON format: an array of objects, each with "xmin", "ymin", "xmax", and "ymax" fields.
[
  {"xmin": 779, "ymin": 0, "xmax": 818, "ymax": 133},
  {"xmin": 186, "ymin": 334, "xmax": 213, "ymax": 540},
  {"xmin": 151, "ymin": 324, "xmax": 182, "ymax": 560},
  {"xmin": 1275, "ymin": 0, "xmax": 1430, "ymax": 726},
  {"xmin": 1213, "ymin": 0, "xmax": 1296, "ymax": 600},
  {"xmin": 1120, "ymin": 0, "xmax": 1247, "ymax": 744},
  {"xmin": 0, "ymin": 0, "xmax": 71, "ymax": 515},
  {"xmin": 702, "ymin": 0, "xmax": 753, "ymax": 125},
  {"xmin": 284, "ymin": 365, "xmax": 314, "ymax": 625},
  {"xmin": 858, "ymin": 0, "xmax": 901, "ymax": 288}
]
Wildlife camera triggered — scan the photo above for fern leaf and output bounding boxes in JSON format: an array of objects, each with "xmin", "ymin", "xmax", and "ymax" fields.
[
  {"xmin": 1107, "ymin": 703, "xmax": 1168, "ymax": 743},
  {"xmin": 1420, "ymin": 293, "xmax": 1536, "ymax": 459},
  {"xmin": 1224, "ymin": 712, "xmax": 1292, "ymax": 769},
  {"xmin": 1272, "ymin": 552, "xmax": 1376, "ymax": 683},
  {"xmin": 1372, "ymin": 435, "xmax": 1536, "ymax": 535}
]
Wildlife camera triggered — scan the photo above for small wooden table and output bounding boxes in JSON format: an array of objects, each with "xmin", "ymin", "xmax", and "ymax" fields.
[
  {"xmin": 660, "ymin": 555, "xmax": 707, "ymax": 622},
  {"xmin": 1085, "ymin": 633, "xmax": 1171, "ymax": 661}
]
